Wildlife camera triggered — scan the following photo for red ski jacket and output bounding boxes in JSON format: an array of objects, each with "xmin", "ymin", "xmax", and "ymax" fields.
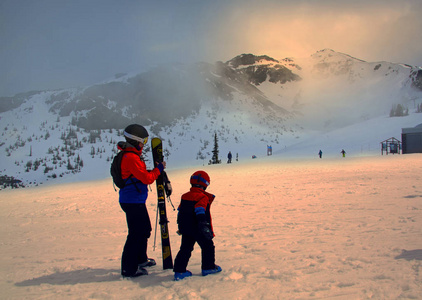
[
  {"xmin": 177, "ymin": 187, "xmax": 215, "ymax": 236},
  {"xmin": 118, "ymin": 142, "xmax": 161, "ymax": 204}
]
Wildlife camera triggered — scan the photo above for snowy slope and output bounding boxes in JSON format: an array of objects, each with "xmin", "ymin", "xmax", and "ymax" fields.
[
  {"xmin": 0, "ymin": 50, "xmax": 421, "ymax": 188},
  {"xmin": 1, "ymin": 154, "xmax": 422, "ymax": 299},
  {"xmin": 247, "ymin": 49, "xmax": 421, "ymax": 130},
  {"xmin": 277, "ymin": 113, "xmax": 422, "ymax": 158},
  {"xmin": 1, "ymin": 50, "xmax": 422, "ymax": 299}
]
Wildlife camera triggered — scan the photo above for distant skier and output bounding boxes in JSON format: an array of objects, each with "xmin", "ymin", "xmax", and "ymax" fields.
[
  {"xmin": 318, "ymin": 150, "xmax": 323, "ymax": 159},
  {"xmin": 341, "ymin": 149, "xmax": 346, "ymax": 157},
  {"xmin": 173, "ymin": 171, "xmax": 222, "ymax": 281},
  {"xmin": 267, "ymin": 145, "xmax": 273, "ymax": 156},
  {"xmin": 227, "ymin": 151, "xmax": 232, "ymax": 163}
]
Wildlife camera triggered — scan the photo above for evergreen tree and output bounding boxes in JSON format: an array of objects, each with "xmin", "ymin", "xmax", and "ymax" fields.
[
  {"xmin": 395, "ymin": 104, "xmax": 404, "ymax": 116},
  {"xmin": 390, "ymin": 104, "xmax": 409, "ymax": 117},
  {"xmin": 25, "ymin": 161, "xmax": 33, "ymax": 172},
  {"xmin": 67, "ymin": 159, "xmax": 74, "ymax": 170},
  {"xmin": 210, "ymin": 132, "xmax": 221, "ymax": 164}
]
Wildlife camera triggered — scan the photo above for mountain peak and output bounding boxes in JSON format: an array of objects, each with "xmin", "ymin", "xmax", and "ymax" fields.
[
  {"xmin": 316, "ymin": 48, "xmax": 336, "ymax": 54},
  {"xmin": 312, "ymin": 49, "xmax": 366, "ymax": 63},
  {"xmin": 227, "ymin": 54, "xmax": 279, "ymax": 68}
]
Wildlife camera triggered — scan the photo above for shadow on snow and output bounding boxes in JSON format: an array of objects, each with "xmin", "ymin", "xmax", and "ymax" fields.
[
  {"xmin": 395, "ymin": 249, "xmax": 422, "ymax": 261},
  {"xmin": 14, "ymin": 268, "xmax": 174, "ymax": 287}
]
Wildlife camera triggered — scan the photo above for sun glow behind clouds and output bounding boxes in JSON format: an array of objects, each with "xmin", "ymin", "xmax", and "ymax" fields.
[
  {"xmin": 208, "ymin": 1, "xmax": 422, "ymax": 64},
  {"xmin": 1, "ymin": 0, "xmax": 422, "ymax": 96}
]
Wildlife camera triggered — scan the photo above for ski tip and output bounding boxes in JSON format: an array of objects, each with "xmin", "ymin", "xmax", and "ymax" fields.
[{"xmin": 151, "ymin": 137, "xmax": 162, "ymax": 147}]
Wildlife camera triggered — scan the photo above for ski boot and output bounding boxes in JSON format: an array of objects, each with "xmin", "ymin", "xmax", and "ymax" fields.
[
  {"xmin": 139, "ymin": 258, "xmax": 156, "ymax": 268},
  {"xmin": 174, "ymin": 270, "xmax": 193, "ymax": 281},
  {"xmin": 202, "ymin": 265, "xmax": 222, "ymax": 276},
  {"xmin": 122, "ymin": 266, "xmax": 148, "ymax": 278}
]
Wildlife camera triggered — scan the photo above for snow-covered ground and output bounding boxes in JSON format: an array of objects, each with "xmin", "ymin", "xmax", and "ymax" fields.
[
  {"xmin": 278, "ymin": 113, "xmax": 422, "ymax": 159},
  {"xmin": 1, "ymin": 153, "xmax": 421, "ymax": 299}
]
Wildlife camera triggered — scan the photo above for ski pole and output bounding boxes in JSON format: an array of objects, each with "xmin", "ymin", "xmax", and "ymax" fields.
[
  {"xmin": 153, "ymin": 203, "xmax": 159, "ymax": 251},
  {"xmin": 167, "ymin": 196, "xmax": 176, "ymax": 211}
]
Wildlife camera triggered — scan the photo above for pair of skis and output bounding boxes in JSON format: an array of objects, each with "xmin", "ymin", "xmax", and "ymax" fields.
[{"xmin": 151, "ymin": 138, "xmax": 173, "ymax": 270}]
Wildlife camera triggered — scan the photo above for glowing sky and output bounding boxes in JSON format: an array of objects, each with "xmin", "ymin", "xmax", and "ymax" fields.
[{"xmin": 1, "ymin": 0, "xmax": 421, "ymax": 96}]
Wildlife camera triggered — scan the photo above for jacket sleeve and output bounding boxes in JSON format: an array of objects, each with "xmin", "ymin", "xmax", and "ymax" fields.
[
  {"xmin": 194, "ymin": 192, "xmax": 215, "ymax": 238},
  {"xmin": 194, "ymin": 194, "xmax": 209, "ymax": 217},
  {"xmin": 121, "ymin": 152, "xmax": 161, "ymax": 185},
  {"xmin": 194, "ymin": 192, "xmax": 215, "ymax": 216}
]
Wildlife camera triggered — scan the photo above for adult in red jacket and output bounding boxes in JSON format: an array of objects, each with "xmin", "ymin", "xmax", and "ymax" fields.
[
  {"xmin": 173, "ymin": 171, "xmax": 222, "ymax": 281},
  {"xmin": 118, "ymin": 124, "xmax": 165, "ymax": 278}
]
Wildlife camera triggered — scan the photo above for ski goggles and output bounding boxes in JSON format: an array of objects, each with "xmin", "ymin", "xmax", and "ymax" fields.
[
  {"xmin": 191, "ymin": 175, "xmax": 210, "ymax": 187},
  {"xmin": 123, "ymin": 131, "xmax": 148, "ymax": 145}
]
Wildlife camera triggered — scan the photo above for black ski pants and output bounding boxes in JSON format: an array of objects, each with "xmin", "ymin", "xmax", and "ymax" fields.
[
  {"xmin": 173, "ymin": 233, "xmax": 215, "ymax": 273},
  {"xmin": 120, "ymin": 203, "xmax": 152, "ymax": 276}
]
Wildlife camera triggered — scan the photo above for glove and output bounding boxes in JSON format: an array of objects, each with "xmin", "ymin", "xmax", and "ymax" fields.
[
  {"xmin": 198, "ymin": 221, "xmax": 213, "ymax": 240},
  {"xmin": 156, "ymin": 163, "xmax": 164, "ymax": 173},
  {"xmin": 164, "ymin": 181, "xmax": 172, "ymax": 197},
  {"xmin": 162, "ymin": 171, "xmax": 172, "ymax": 197}
]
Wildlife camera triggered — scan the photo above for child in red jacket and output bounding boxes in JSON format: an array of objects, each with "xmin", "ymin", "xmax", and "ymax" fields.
[{"xmin": 173, "ymin": 170, "xmax": 222, "ymax": 281}]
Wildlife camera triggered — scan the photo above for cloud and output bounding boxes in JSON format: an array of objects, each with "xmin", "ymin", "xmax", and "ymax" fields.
[
  {"xmin": 204, "ymin": 0, "xmax": 422, "ymax": 64},
  {"xmin": 0, "ymin": 0, "xmax": 421, "ymax": 96}
]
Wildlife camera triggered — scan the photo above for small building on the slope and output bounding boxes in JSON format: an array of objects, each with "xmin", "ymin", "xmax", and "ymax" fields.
[
  {"xmin": 402, "ymin": 123, "xmax": 422, "ymax": 154},
  {"xmin": 380, "ymin": 137, "xmax": 402, "ymax": 155}
]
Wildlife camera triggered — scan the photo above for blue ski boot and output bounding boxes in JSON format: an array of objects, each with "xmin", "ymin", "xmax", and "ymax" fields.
[
  {"xmin": 174, "ymin": 270, "xmax": 193, "ymax": 281},
  {"xmin": 202, "ymin": 265, "xmax": 222, "ymax": 276}
]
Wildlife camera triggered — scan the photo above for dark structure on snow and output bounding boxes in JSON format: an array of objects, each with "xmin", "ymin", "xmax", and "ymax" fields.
[
  {"xmin": 380, "ymin": 137, "xmax": 402, "ymax": 155},
  {"xmin": 402, "ymin": 123, "xmax": 422, "ymax": 154}
]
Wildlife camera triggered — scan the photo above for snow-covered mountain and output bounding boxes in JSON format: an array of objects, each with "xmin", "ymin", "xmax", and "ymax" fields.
[{"xmin": 1, "ymin": 49, "xmax": 421, "ymax": 188}]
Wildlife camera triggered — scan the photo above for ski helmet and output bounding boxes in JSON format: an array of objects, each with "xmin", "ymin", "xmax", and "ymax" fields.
[
  {"xmin": 123, "ymin": 124, "xmax": 149, "ymax": 147},
  {"xmin": 190, "ymin": 170, "xmax": 210, "ymax": 189}
]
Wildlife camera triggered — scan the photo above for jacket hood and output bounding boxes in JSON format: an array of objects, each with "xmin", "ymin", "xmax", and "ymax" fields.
[
  {"xmin": 189, "ymin": 186, "xmax": 215, "ymax": 203},
  {"xmin": 117, "ymin": 141, "xmax": 143, "ymax": 155}
]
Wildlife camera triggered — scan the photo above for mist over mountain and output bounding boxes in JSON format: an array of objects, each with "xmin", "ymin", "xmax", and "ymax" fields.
[{"xmin": 1, "ymin": 49, "xmax": 421, "ymax": 188}]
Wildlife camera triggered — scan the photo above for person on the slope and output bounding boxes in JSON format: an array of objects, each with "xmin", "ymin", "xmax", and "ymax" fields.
[
  {"xmin": 118, "ymin": 124, "xmax": 165, "ymax": 278},
  {"xmin": 173, "ymin": 170, "xmax": 222, "ymax": 281},
  {"xmin": 227, "ymin": 151, "xmax": 232, "ymax": 163}
]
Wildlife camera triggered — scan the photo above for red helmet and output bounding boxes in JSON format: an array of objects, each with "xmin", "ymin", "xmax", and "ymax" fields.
[{"xmin": 190, "ymin": 171, "xmax": 210, "ymax": 188}]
